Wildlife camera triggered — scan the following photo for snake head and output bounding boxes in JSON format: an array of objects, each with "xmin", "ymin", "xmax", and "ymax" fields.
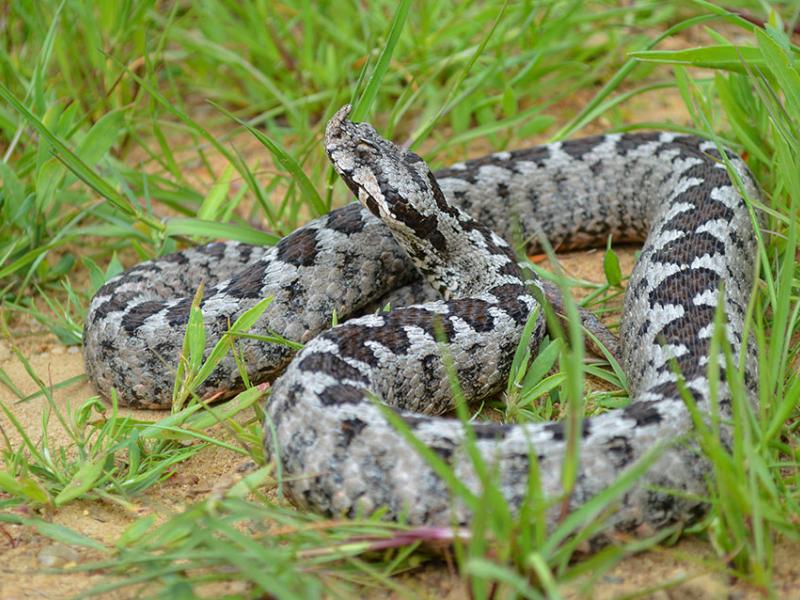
[
  {"xmin": 324, "ymin": 105, "xmax": 433, "ymax": 222},
  {"xmin": 325, "ymin": 105, "xmax": 499, "ymax": 297}
]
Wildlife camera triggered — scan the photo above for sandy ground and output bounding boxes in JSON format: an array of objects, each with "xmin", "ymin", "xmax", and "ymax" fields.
[{"xmin": 2, "ymin": 247, "xmax": 799, "ymax": 599}]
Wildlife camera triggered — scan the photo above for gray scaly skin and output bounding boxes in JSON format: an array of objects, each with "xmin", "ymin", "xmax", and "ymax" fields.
[{"xmin": 83, "ymin": 106, "xmax": 759, "ymax": 540}]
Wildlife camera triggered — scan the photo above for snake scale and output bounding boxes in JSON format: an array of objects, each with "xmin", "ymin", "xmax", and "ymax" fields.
[{"xmin": 83, "ymin": 105, "xmax": 759, "ymax": 542}]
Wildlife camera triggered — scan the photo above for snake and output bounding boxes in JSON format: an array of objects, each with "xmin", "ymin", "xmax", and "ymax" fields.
[{"xmin": 83, "ymin": 105, "xmax": 759, "ymax": 542}]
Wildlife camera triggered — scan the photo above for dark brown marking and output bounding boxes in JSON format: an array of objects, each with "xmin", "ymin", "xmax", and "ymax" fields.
[
  {"xmin": 472, "ymin": 422, "xmax": 512, "ymax": 440},
  {"xmin": 661, "ymin": 201, "xmax": 734, "ymax": 235},
  {"xmin": 298, "ymin": 352, "xmax": 368, "ymax": 383},
  {"xmin": 318, "ymin": 383, "xmax": 366, "ymax": 406},
  {"xmin": 326, "ymin": 205, "xmax": 365, "ymax": 235},
  {"xmin": 160, "ymin": 251, "xmax": 190, "ymax": 265},
  {"xmin": 658, "ymin": 305, "xmax": 716, "ymax": 346},
  {"xmin": 605, "ymin": 435, "xmax": 635, "ymax": 469},
  {"xmin": 649, "ymin": 268, "xmax": 720, "ymax": 308},
  {"xmin": 365, "ymin": 194, "xmax": 380, "ymax": 217},
  {"xmin": 276, "ymin": 228, "xmax": 319, "ymax": 267},
  {"xmin": 544, "ymin": 420, "xmax": 591, "ymax": 441},
  {"xmin": 561, "ymin": 135, "xmax": 609, "ymax": 160},
  {"xmin": 447, "ymin": 298, "xmax": 495, "ymax": 332},
  {"xmin": 488, "ymin": 283, "xmax": 532, "ymax": 325},
  {"xmin": 165, "ymin": 298, "xmax": 192, "ymax": 327},
  {"xmin": 341, "ymin": 417, "xmax": 367, "ymax": 445},
  {"xmin": 428, "ymin": 172, "xmax": 461, "ymax": 218},
  {"xmin": 121, "ymin": 301, "xmax": 167, "ymax": 334},
  {"xmin": 225, "ymin": 261, "xmax": 269, "ymax": 299},
  {"xmin": 651, "ymin": 232, "xmax": 725, "ymax": 265},
  {"xmin": 623, "ymin": 401, "xmax": 662, "ymax": 426},
  {"xmin": 197, "ymin": 243, "xmax": 228, "ymax": 259},
  {"xmin": 616, "ymin": 131, "xmax": 662, "ymax": 156},
  {"xmin": 392, "ymin": 200, "xmax": 448, "ymax": 252}
]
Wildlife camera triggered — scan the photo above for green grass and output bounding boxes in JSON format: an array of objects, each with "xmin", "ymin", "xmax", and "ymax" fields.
[{"xmin": 1, "ymin": 0, "xmax": 799, "ymax": 598}]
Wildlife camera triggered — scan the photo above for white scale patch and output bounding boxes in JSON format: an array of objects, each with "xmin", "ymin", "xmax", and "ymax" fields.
[
  {"xmin": 697, "ymin": 219, "xmax": 737, "ymax": 247},
  {"xmin": 487, "ymin": 305, "xmax": 516, "ymax": 327},
  {"xmin": 330, "ymin": 148, "xmax": 355, "ymax": 172},
  {"xmin": 635, "ymin": 261, "xmax": 685, "ymax": 294},
  {"xmin": 542, "ymin": 143, "xmax": 577, "ymax": 170},
  {"xmin": 475, "ymin": 164, "xmax": 516, "ymax": 189},
  {"xmin": 505, "ymin": 421, "xmax": 567, "ymax": 450},
  {"xmin": 313, "ymin": 225, "xmax": 350, "ymax": 251},
  {"xmin": 363, "ymin": 340, "xmax": 397, "ymax": 365},
  {"xmin": 659, "ymin": 132, "xmax": 677, "ymax": 143},
  {"xmin": 583, "ymin": 135, "xmax": 623, "ymax": 163},
  {"xmin": 648, "ymin": 226, "xmax": 692, "ymax": 252},
  {"xmin": 711, "ymin": 184, "xmax": 744, "ymax": 208},
  {"xmin": 402, "ymin": 324, "xmax": 437, "ymax": 349},
  {"xmin": 689, "ymin": 253, "xmax": 726, "ymax": 274},
  {"xmin": 448, "ymin": 316, "xmax": 481, "ymax": 338},
  {"xmin": 304, "ymin": 337, "xmax": 342, "ymax": 356},
  {"xmin": 643, "ymin": 302, "xmax": 687, "ymax": 334}
]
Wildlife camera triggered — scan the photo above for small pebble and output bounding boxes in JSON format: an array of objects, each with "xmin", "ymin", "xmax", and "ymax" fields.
[{"xmin": 37, "ymin": 543, "xmax": 79, "ymax": 567}]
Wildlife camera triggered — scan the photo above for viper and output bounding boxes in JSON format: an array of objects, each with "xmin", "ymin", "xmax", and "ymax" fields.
[{"xmin": 84, "ymin": 106, "xmax": 758, "ymax": 542}]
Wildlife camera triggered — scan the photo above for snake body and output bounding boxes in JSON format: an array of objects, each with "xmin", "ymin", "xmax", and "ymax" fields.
[{"xmin": 83, "ymin": 106, "xmax": 758, "ymax": 539}]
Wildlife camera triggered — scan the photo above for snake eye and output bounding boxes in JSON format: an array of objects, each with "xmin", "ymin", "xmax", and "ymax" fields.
[{"xmin": 357, "ymin": 138, "xmax": 379, "ymax": 151}]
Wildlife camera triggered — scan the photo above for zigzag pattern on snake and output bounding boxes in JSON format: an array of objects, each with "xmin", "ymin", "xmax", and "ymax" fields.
[{"xmin": 83, "ymin": 106, "xmax": 759, "ymax": 541}]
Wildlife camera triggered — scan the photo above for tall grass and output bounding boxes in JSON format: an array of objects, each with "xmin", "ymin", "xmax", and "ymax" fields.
[{"xmin": 1, "ymin": 1, "xmax": 798, "ymax": 597}]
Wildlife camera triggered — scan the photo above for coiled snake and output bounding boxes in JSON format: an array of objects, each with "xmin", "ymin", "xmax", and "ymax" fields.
[{"xmin": 83, "ymin": 106, "xmax": 758, "ymax": 541}]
